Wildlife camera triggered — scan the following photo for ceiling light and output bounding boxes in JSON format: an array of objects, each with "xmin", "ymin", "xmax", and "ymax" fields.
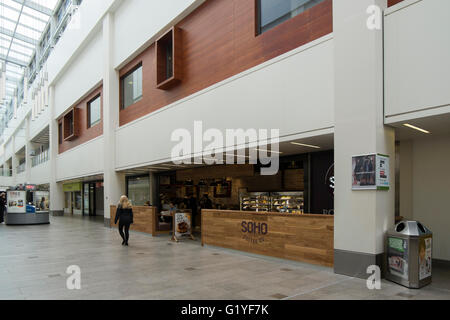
[
  {"xmin": 290, "ymin": 142, "xmax": 321, "ymax": 149},
  {"xmin": 403, "ymin": 124, "xmax": 430, "ymax": 134},
  {"xmin": 254, "ymin": 148, "xmax": 283, "ymax": 154}
]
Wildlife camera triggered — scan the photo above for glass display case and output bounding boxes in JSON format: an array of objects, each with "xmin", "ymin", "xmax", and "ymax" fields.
[
  {"xmin": 271, "ymin": 192, "xmax": 304, "ymax": 214},
  {"xmin": 239, "ymin": 192, "xmax": 305, "ymax": 214},
  {"xmin": 240, "ymin": 192, "xmax": 271, "ymax": 212}
]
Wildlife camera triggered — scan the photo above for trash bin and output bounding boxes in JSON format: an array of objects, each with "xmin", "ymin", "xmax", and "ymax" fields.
[{"xmin": 386, "ymin": 221, "xmax": 432, "ymax": 289}]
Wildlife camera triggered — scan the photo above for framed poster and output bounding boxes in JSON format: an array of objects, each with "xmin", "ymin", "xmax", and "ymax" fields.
[
  {"xmin": 352, "ymin": 154, "xmax": 390, "ymax": 190},
  {"xmin": 173, "ymin": 212, "xmax": 195, "ymax": 241},
  {"xmin": 7, "ymin": 191, "xmax": 27, "ymax": 213}
]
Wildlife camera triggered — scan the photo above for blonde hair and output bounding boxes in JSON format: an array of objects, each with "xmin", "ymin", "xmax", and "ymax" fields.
[{"xmin": 119, "ymin": 195, "xmax": 132, "ymax": 209}]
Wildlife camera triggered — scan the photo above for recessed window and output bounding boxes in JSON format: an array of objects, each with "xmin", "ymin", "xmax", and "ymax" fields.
[
  {"xmin": 63, "ymin": 107, "xmax": 79, "ymax": 141},
  {"xmin": 156, "ymin": 26, "xmax": 182, "ymax": 90},
  {"xmin": 121, "ymin": 64, "xmax": 143, "ymax": 109},
  {"xmin": 88, "ymin": 95, "xmax": 101, "ymax": 128},
  {"xmin": 257, "ymin": 0, "xmax": 325, "ymax": 34}
]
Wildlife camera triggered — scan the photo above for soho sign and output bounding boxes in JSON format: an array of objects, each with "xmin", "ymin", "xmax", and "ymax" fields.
[{"xmin": 241, "ymin": 221, "xmax": 268, "ymax": 244}]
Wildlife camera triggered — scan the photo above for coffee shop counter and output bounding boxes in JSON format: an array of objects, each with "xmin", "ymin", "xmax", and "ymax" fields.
[{"xmin": 201, "ymin": 209, "xmax": 334, "ymax": 267}]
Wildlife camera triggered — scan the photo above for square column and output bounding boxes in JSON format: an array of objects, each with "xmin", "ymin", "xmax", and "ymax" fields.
[
  {"xmin": 103, "ymin": 12, "xmax": 125, "ymax": 227},
  {"xmin": 333, "ymin": 0, "xmax": 396, "ymax": 277},
  {"xmin": 49, "ymin": 86, "xmax": 65, "ymax": 216}
]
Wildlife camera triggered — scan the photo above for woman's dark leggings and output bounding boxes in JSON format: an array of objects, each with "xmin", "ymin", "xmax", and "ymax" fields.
[{"xmin": 119, "ymin": 222, "xmax": 130, "ymax": 243}]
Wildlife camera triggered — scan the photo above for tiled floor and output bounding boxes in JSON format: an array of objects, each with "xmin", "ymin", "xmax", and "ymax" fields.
[{"xmin": 0, "ymin": 215, "xmax": 449, "ymax": 300}]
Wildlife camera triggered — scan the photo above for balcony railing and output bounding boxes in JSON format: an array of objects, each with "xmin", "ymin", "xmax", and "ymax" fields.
[
  {"xmin": 16, "ymin": 163, "xmax": 26, "ymax": 174},
  {"xmin": 32, "ymin": 149, "xmax": 50, "ymax": 167},
  {"xmin": 0, "ymin": 169, "xmax": 12, "ymax": 177}
]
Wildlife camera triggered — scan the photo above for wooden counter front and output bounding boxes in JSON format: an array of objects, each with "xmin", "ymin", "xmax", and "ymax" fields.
[
  {"xmin": 201, "ymin": 210, "xmax": 334, "ymax": 267},
  {"xmin": 110, "ymin": 206, "xmax": 157, "ymax": 235}
]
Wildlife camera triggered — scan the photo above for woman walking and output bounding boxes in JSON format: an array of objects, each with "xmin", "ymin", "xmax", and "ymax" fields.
[{"xmin": 115, "ymin": 196, "xmax": 134, "ymax": 246}]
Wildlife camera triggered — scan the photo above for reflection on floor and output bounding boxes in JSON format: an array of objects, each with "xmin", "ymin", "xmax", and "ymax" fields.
[{"xmin": 0, "ymin": 216, "xmax": 449, "ymax": 300}]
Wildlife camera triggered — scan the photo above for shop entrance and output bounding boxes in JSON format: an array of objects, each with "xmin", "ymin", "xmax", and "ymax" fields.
[{"xmin": 83, "ymin": 182, "xmax": 104, "ymax": 217}]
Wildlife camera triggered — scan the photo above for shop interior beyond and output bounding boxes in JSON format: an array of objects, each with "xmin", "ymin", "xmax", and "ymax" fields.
[{"xmin": 126, "ymin": 152, "xmax": 335, "ymax": 232}]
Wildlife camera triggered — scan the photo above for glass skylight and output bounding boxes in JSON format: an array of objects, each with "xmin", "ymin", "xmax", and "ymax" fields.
[{"xmin": 0, "ymin": 0, "xmax": 60, "ymax": 101}]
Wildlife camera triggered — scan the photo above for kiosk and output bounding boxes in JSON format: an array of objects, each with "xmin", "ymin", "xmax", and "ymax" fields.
[{"xmin": 5, "ymin": 188, "xmax": 50, "ymax": 225}]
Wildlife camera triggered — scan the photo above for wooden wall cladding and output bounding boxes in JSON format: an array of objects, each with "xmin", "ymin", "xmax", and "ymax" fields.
[
  {"xmin": 388, "ymin": 0, "xmax": 404, "ymax": 7},
  {"xmin": 119, "ymin": 0, "xmax": 333, "ymax": 126},
  {"xmin": 58, "ymin": 85, "xmax": 103, "ymax": 154},
  {"xmin": 202, "ymin": 210, "xmax": 334, "ymax": 267},
  {"xmin": 110, "ymin": 205, "xmax": 157, "ymax": 235}
]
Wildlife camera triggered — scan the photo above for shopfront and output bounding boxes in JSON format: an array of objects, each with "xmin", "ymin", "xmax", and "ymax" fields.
[
  {"xmin": 64, "ymin": 181, "xmax": 104, "ymax": 216},
  {"xmin": 149, "ymin": 151, "xmax": 335, "ymax": 266}
]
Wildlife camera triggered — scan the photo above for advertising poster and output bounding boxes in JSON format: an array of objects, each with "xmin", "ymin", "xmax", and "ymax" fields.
[
  {"xmin": 376, "ymin": 154, "xmax": 390, "ymax": 190},
  {"xmin": 419, "ymin": 237, "xmax": 432, "ymax": 280},
  {"xmin": 352, "ymin": 154, "xmax": 376, "ymax": 190},
  {"xmin": 174, "ymin": 212, "xmax": 192, "ymax": 239},
  {"xmin": 34, "ymin": 191, "xmax": 50, "ymax": 211},
  {"xmin": 387, "ymin": 237, "xmax": 409, "ymax": 280},
  {"xmin": 7, "ymin": 191, "xmax": 27, "ymax": 213}
]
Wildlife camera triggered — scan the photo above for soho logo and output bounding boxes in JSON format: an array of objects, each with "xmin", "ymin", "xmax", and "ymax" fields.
[
  {"xmin": 171, "ymin": 121, "xmax": 280, "ymax": 175},
  {"xmin": 241, "ymin": 221, "xmax": 268, "ymax": 244}
]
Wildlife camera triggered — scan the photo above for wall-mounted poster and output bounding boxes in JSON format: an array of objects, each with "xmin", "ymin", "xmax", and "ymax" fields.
[
  {"xmin": 352, "ymin": 154, "xmax": 390, "ymax": 190},
  {"xmin": 7, "ymin": 191, "xmax": 27, "ymax": 213}
]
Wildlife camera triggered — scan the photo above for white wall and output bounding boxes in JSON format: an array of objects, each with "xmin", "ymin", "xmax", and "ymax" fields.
[
  {"xmin": 400, "ymin": 134, "xmax": 450, "ymax": 261},
  {"xmin": 30, "ymin": 161, "xmax": 51, "ymax": 186},
  {"xmin": 116, "ymin": 35, "xmax": 334, "ymax": 170},
  {"xmin": 385, "ymin": 0, "xmax": 450, "ymax": 120},
  {"xmin": 113, "ymin": 0, "xmax": 201, "ymax": 68},
  {"xmin": 55, "ymin": 137, "xmax": 104, "ymax": 182},
  {"xmin": 54, "ymin": 30, "xmax": 103, "ymax": 118},
  {"xmin": 30, "ymin": 107, "xmax": 50, "ymax": 142},
  {"xmin": 47, "ymin": 0, "xmax": 116, "ymax": 85}
]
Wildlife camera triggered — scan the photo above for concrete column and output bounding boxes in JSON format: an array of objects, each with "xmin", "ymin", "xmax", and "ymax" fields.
[
  {"xmin": 333, "ymin": 0, "xmax": 396, "ymax": 277},
  {"xmin": 25, "ymin": 116, "xmax": 32, "ymax": 184},
  {"xmin": 49, "ymin": 86, "xmax": 64, "ymax": 216},
  {"xmin": 103, "ymin": 13, "xmax": 125, "ymax": 227},
  {"xmin": 11, "ymin": 136, "xmax": 18, "ymax": 184},
  {"xmin": 149, "ymin": 172, "xmax": 157, "ymax": 206}
]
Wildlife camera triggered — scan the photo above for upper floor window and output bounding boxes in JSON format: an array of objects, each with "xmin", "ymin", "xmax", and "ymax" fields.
[
  {"xmin": 87, "ymin": 95, "xmax": 101, "ymax": 128},
  {"xmin": 121, "ymin": 64, "xmax": 143, "ymax": 109},
  {"xmin": 257, "ymin": 0, "xmax": 325, "ymax": 34}
]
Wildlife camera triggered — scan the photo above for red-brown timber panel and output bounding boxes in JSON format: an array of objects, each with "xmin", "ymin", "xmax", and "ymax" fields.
[
  {"xmin": 119, "ymin": 0, "xmax": 333, "ymax": 126},
  {"xmin": 58, "ymin": 85, "xmax": 103, "ymax": 154},
  {"xmin": 388, "ymin": 0, "xmax": 404, "ymax": 7}
]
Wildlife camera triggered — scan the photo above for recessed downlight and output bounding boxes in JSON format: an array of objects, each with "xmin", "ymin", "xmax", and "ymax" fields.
[
  {"xmin": 403, "ymin": 124, "xmax": 430, "ymax": 134},
  {"xmin": 290, "ymin": 142, "xmax": 321, "ymax": 149}
]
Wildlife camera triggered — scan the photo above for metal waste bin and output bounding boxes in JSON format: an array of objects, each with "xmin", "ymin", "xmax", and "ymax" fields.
[{"xmin": 386, "ymin": 221, "xmax": 432, "ymax": 289}]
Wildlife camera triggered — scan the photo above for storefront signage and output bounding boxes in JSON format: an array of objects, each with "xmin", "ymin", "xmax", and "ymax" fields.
[
  {"xmin": 352, "ymin": 154, "xmax": 390, "ymax": 191},
  {"xmin": 63, "ymin": 182, "xmax": 82, "ymax": 192},
  {"xmin": 25, "ymin": 184, "xmax": 37, "ymax": 191},
  {"xmin": 241, "ymin": 221, "xmax": 268, "ymax": 244}
]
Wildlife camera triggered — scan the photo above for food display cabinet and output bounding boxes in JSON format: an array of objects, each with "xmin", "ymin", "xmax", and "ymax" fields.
[
  {"xmin": 240, "ymin": 192, "xmax": 271, "ymax": 212},
  {"xmin": 271, "ymin": 192, "xmax": 304, "ymax": 214}
]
